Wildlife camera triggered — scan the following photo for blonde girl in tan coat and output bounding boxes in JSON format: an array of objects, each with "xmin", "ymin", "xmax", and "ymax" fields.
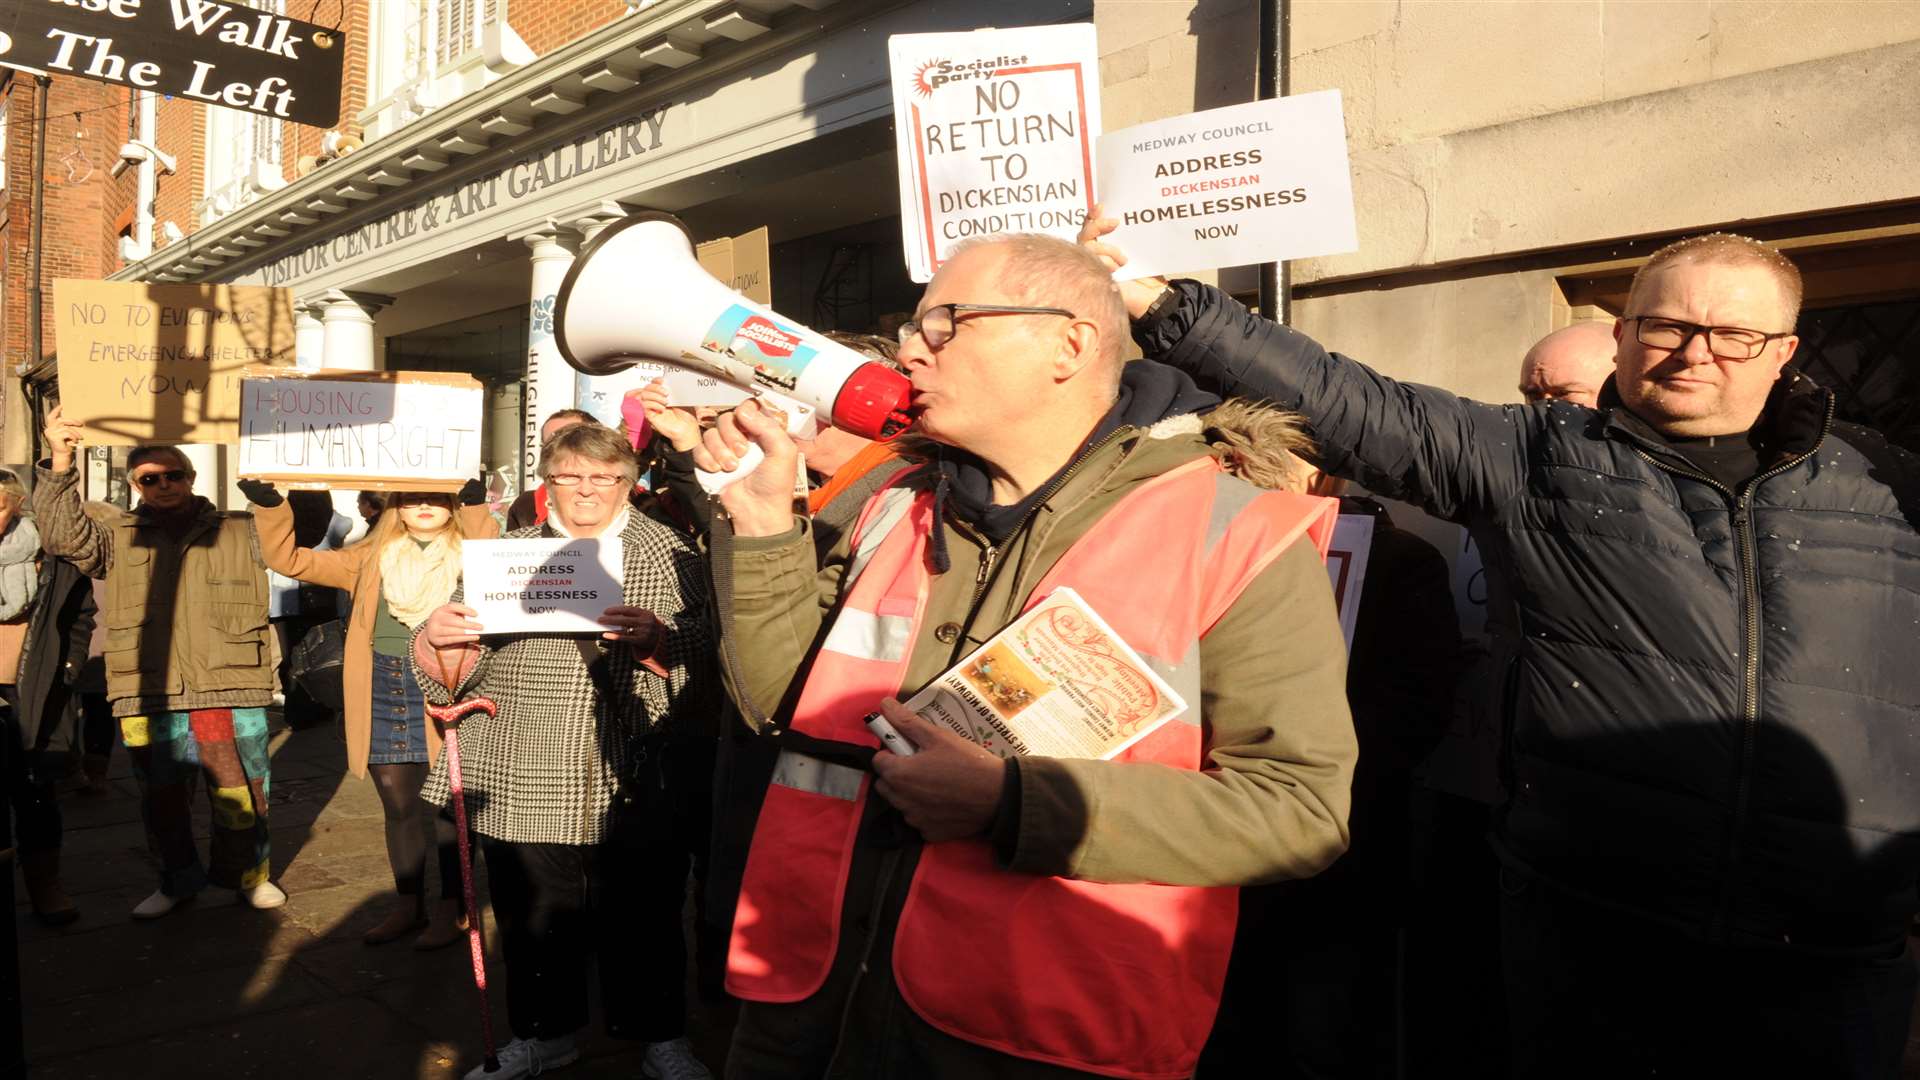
[{"xmin": 244, "ymin": 480, "xmax": 496, "ymax": 948}]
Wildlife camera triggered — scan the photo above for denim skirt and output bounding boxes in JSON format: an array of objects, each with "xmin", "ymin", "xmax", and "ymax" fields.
[{"xmin": 366, "ymin": 651, "xmax": 429, "ymax": 766}]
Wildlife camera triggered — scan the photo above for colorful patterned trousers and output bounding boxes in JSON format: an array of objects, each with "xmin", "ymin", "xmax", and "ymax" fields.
[{"xmin": 120, "ymin": 708, "xmax": 272, "ymax": 897}]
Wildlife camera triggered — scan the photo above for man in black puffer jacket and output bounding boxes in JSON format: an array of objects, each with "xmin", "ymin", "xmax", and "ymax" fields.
[{"xmin": 1088, "ymin": 223, "xmax": 1920, "ymax": 1079}]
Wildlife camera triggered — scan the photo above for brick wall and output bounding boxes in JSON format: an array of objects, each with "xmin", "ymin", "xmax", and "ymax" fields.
[
  {"xmin": 1, "ymin": 77, "xmax": 146, "ymax": 370},
  {"xmin": 512, "ymin": 0, "xmax": 630, "ymax": 56}
]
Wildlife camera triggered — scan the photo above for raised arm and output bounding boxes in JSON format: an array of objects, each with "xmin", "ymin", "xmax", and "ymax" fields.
[
  {"xmin": 29, "ymin": 407, "xmax": 111, "ymax": 578},
  {"xmin": 1079, "ymin": 212, "xmax": 1530, "ymax": 523},
  {"xmin": 1137, "ymin": 282, "xmax": 1530, "ymax": 523},
  {"xmin": 243, "ymin": 485, "xmax": 360, "ymax": 591}
]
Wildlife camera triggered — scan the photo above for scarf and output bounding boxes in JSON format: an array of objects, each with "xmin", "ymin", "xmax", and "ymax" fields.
[
  {"xmin": 0, "ymin": 518, "xmax": 40, "ymax": 622},
  {"xmin": 379, "ymin": 532, "xmax": 461, "ymax": 628}
]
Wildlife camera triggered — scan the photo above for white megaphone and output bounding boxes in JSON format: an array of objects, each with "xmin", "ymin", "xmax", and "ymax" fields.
[{"xmin": 555, "ymin": 212, "xmax": 913, "ymax": 493}]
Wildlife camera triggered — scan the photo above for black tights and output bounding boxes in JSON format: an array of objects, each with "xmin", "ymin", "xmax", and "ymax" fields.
[{"xmin": 368, "ymin": 762, "xmax": 460, "ymax": 904}]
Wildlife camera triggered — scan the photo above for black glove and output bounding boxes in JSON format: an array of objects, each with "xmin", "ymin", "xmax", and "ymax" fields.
[
  {"xmin": 458, "ymin": 477, "xmax": 487, "ymax": 506},
  {"xmin": 237, "ymin": 479, "xmax": 283, "ymax": 508}
]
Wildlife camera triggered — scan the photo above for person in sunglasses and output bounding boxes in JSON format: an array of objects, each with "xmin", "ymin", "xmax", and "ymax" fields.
[{"xmin": 30, "ymin": 405, "xmax": 286, "ymax": 919}]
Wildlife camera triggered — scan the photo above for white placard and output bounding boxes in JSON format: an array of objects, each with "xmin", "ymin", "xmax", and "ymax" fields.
[
  {"xmin": 1325, "ymin": 512, "xmax": 1375, "ymax": 649},
  {"xmin": 238, "ymin": 373, "xmax": 483, "ymax": 491},
  {"xmin": 1094, "ymin": 91, "xmax": 1358, "ymax": 281},
  {"xmin": 462, "ymin": 537, "xmax": 624, "ymax": 636},
  {"xmin": 889, "ymin": 25, "xmax": 1102, "ymax": 283}
]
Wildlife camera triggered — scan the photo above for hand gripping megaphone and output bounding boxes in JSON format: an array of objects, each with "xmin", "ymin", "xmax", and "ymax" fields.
[{"xmin": 554, "ymin": 212, "xmax": 913, "ymax": 492}]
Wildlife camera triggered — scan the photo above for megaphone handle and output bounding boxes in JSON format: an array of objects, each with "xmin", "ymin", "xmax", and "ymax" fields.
[{"xmin": 694, "ymin": 443, "xmax": 766, "ymax": 495}]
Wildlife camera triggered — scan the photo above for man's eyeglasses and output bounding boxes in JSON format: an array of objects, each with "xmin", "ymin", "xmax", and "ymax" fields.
[
  {"xmin": 133, "ymin": 469, "xmax": 189, "ymax": 488},
  {"xmin": 897, "ymin": 303, "xmax": 1075, "ymax": 349},
  {"xmin": 1624, "ymin": 316, "xmax": 1792, "ymax": 361},
  {"xmin": 546, "ymin": 473, "xmax": 627, "ymax": 489}
]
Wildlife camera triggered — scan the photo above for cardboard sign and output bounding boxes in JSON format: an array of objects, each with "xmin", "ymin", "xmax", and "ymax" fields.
[
  {"xmin": 0, "ymin": 0, "xmax": 346, "ymax": 125},
  {"xmin": 1325, "ymin": 512, "xmax": 1376, "ymax": 649},
  {"xmin": 54, "ymin": 280, "xmax": 295, "ymax": 444},
  {"xmin": 463, "ymin": 537, "xmax": 624, "ymax": 635},
  {"xmin": 1095, "ymin": 91, "xmax": 1358, "ymax": 280},
  {"xmin": 890, "ymin": 25, "xmax": 1101, "ymax": 282},
  {"xmin": 693, "ymin": 227, "xmax": 771, "ymax": 306},
  {"xmin": 579, "ymin": 227, "xmax": 779, "ymax": 422},
  {"xmin": 237, "ymin": 368, "xmax": 483, "ymax": 492}
]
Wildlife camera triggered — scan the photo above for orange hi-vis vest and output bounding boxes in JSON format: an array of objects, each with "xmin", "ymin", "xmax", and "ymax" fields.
[{"xmin": 727, "ymin": 455, "xmax": 1337, "ymax": 1079}]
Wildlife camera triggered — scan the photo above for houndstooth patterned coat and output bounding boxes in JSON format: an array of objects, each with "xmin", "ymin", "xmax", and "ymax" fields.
[{"xmin": 414, "ymin": 511, "xmax": 716, "ymax": 845}]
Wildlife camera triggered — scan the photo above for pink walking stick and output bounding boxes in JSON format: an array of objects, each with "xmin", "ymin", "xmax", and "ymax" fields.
[{"xmin": 427, "ymin": 694, "xmax": 502, "ymax": 1074}]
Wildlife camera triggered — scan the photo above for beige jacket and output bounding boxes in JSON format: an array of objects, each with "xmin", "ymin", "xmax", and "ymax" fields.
[
  {"xmin": 254, "ymin": 500, "xmax": 497, "ymax": 778},
  {"xmin": 31, "ymin": 462, "xmax": 272, "ymax": 718}
]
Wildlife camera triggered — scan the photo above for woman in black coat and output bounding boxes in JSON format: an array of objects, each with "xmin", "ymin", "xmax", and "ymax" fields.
[{"xmin": 10, "ymin": 553, "xmax": 96, "ymax": 925}]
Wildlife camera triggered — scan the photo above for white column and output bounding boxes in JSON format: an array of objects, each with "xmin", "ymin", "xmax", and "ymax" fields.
[
  {"xmin": 316, "ymin": 290, "xmax": 392, "ymax": 528},
  {"xmin": 569, "ymin": 206, "xmax": 629, "ymax": 427},
  {"xmin": 521, "ymin": 226, "xmax": 579, "ymax": 486},
  {"xmin": 293, "ymin": 299, "xmax": 326, "ymax": 371},
  {"xmin": 318, "ymin": 290, "xmax": 392, "ymax": 372}
]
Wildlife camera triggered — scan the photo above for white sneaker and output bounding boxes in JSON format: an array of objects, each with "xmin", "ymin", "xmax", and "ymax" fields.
[
  {"xmin": 461, "ymin": 1035, "xmax": 579, "ymax": 1080},
  {"xmin": 239, "ymin": 881, "xmax": 288, "ymax": 909},
  {"xmin": 642, "ymin": 1037, "xmax": 712, "ymax": 1080},
  {"xmin": 131, "ymin": 889, "xmax": 188, "ymax": 919}
]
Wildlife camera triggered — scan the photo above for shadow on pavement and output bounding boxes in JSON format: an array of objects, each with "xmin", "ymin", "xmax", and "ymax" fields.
[{"xmin": 14, "ymin": 713, "xmax": 735, "ymax": 1078}]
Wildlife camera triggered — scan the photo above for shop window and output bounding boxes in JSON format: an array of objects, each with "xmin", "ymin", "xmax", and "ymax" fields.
[
  {"xmin": 438, "ymin": 0, "xmax": 504, "ymax": 66},
  {"xmin": 364, "ymin": 0, "xmax": 522, "ymax": 142},
  {"xmin": 197, "ymin": 1, "xmax": 286, "ymax": 225},
  {"xmin": 1795, "ymin": 300, "xmax": 1920, "ymax": 451}
]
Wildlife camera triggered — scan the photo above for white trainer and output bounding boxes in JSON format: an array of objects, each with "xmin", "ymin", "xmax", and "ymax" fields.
[
  {"xmin": 131, "ymin": 889, "xmax": 188, "ymax": 919},
  {"xmin": 642, "ymin": 1037, "xmax": 713, "ymax": 1080},
  {"xmin": 239, "ymin": 881, "xmax": 288, "ymax": 909},
  {"xmin": 462, "ymin": 1035, "xmax": 580, "ymax": 1080}
]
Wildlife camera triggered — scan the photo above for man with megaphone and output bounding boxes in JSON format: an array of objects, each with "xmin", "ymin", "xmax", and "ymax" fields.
[{"xmin": 694, "ymin": 233, "xmax": 1358, "ymax": 1079}]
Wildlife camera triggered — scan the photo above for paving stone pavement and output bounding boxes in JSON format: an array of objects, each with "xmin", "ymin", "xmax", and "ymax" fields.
[
  {"xmin": 12, "ymin": 714, "xmax": 1920, "ymax": 1077},
  {"xmin": 12, "ymin": 715, "xmax": 737, "ymax": 1079}
]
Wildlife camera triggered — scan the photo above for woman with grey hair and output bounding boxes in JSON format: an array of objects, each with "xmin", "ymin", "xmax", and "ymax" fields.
[{"xmin": 416, "ymin": 422, "xmax": 720, "ymax": 1080}]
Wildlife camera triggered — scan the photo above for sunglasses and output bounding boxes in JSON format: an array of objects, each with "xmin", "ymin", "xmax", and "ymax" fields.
[{"xmin": 134, "ymin": 469, "xmax": 190, "ymax": 488}]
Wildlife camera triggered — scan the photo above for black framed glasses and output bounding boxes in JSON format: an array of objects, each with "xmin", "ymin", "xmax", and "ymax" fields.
[
  {"xmin": 133, "ymin": 469, "xmax": 189, "ymax": 488},
  {"xmin": 1624, "ymin": 316, "xmax": 1792, "ymax": 361},
  {"xmin": 897, "ymin": 303, "xmax": 1075, "ymax": 349}
]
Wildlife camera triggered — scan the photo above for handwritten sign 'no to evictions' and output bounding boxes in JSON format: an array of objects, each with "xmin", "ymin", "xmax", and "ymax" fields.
[
  {"xmin": 54, "ymin": 280, "xmax": 295, "ymax": 445},
  {"xmin": 238, "ymin": 369, "xmax": 483, "ymax": 492},
  {"xmin": 890, "ymin": 25, "xmax": 1100, "ymax": 282},
  {"xmin": 1095, "ymin": 91, "xmax": 1358, "ymax": 281}
]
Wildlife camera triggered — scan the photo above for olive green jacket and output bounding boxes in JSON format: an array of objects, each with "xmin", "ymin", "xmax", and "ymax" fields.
[
  {"xmin": 726, "ymin": 408, "xmax": 1357, "ymax": 887},
  {"xmin": 31, "ymin": 463, "xmax": 272, "ymax": 718}
]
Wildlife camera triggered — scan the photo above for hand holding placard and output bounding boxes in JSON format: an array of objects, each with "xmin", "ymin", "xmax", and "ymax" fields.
[
  {"xmin": 43, "ymin": 405, "xmax": 86, "ymax": 474},
  {"xmin": 1077, "ymin": 210, "xmax": 1171, "ymax": 320},
  {"xmin": 1093, "ymin": 91, "xmax": 1358, "ymax": 281}
]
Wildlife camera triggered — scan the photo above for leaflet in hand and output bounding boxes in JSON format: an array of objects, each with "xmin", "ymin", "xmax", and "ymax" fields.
[{"xmin": 901, "ymin": 588, "xmax": 1186, "ymax": 760}]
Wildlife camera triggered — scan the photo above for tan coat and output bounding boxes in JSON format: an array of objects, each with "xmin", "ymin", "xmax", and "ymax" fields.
[
  {"xmin": 254, "ymin": 502, "xmax": 496, "ymax": 778},
  {"xmin": 31, "ymin": 463, "xmax": 273, "ymax": 717}
]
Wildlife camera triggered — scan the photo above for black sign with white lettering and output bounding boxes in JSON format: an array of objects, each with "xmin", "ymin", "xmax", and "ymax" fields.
[{"xmin": 0, "ymin": 0, "xmax": 345, "ymax": 126}]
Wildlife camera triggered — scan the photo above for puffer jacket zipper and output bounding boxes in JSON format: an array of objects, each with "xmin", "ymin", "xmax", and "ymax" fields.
[{"xmin": 1624, "ymin": 394, "xmax": 1834, "ymax": 939}]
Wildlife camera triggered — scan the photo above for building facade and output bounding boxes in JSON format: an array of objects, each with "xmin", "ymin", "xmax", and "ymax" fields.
[{"xmin": 4, "ymin": 0, "xmax": 1915, "ymax": 514}]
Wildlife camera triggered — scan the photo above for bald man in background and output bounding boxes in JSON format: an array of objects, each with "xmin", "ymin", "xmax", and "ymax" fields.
[{"xmin": 1517, "ymin": 321, "xmax": 1616, "ymax": 406}]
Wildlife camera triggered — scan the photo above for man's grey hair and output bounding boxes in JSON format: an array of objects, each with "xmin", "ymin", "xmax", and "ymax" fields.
[
  {"xmin": 949, "ymin": 232, "xmax": 1130, "ymax": 388},
  {"xmin": 539, "ymin": 423, "xmax": 639, "ymax": 485},
  {"xmin": 127, "ymin": 445, "xmax": 193, "ymax": 474}
]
